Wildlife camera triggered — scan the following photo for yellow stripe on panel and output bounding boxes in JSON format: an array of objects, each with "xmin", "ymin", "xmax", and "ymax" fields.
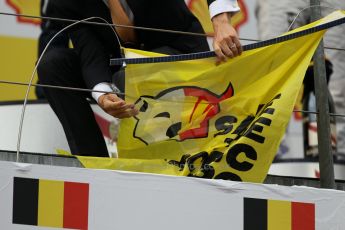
[
  {"xmin": 38, "ymin": 180, "xmax": 64, "ymax": 228},
  {"xmin": 268, "ymin": 200, "xmax": 291, "ymax": 230}
]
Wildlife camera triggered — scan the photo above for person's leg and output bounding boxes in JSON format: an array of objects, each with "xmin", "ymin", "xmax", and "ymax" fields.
[
  {"xmin": 38, "ymin": 0, "xmax": 70, "ymax": 55},
  {"xmin": 38, "ymin": 48, "xmax": 109, "ymax": 157},
  {"xmin": 36, "ymin": 0, "xmax": 70, "ymax": 99},
  {"xmin": 47, "ymin": 0, "xmax": 122, "ymax": 87},
  {"xmin": 48, "ymin": 0, "xmax": 121, "ymax": 55},
  {"xmin": 38, "ymin": 0, "xmax": 122, "ymax": 157}
]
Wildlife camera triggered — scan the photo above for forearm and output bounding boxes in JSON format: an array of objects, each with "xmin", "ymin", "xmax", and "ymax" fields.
[
  {"xmin": 108, "ymin": 0, "xmax": 136, "ymax": 43},
  {"xmin": 208, "ymin": 0, "xmax": 242, "ymax": 63},
  {"xmin": 69, "ymin": 26, "xmax": 113, "ymax": 89},
  {"xmin": 212, "ymin": 12, "xmax": 232, "ymax": 31},
  {"xmin": 209, "ymin": 0, "xmax": 240, "ymax": 34}
]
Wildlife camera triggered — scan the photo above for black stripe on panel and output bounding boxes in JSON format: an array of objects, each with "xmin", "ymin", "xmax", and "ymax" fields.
[
  {"xmin": 12, "ymin": 177, "xmax": 39, "ymax": 226},
  {"xmin": 244, "ymin": 197, "xmax": 267, "ymax": 230}
]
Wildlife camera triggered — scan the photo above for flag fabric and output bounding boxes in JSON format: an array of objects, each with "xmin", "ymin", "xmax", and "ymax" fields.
[
  {"xmin": 243, "ymin": 198, "xmax": 315, "ymax": 230},
  {"xmin": 76, "ymin": 11, "xmax": 345, "ymax": 183},
  {"xmin": 12, "ymin": 177, "xmax": 89, "ymax": 230}
]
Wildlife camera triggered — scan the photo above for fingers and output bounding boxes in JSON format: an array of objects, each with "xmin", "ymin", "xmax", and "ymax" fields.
[
  {"xmin": 221, "ymin": 37, "xmax": 235, "ymax": 58},
  {"xmin": 214, "ymin": 44, "xmax": 228, "ymax": 65},
  {"xmin": 232, "ymin": 36, "xmax": 243, "ymax": 55},
  {"xmin": 214, "ymin": 37, "xmax": 241, "ymax": 61},
  {"xmin": 229, "ymin": 41, "xmax": 239, "ymax": 57},
  {"xmin": 212, "ymin": 18, "xmax": 243, "ymax": 64},
  {"xmin": 99, "ymin": 93, "xmax": 138, "ymax": 119}
]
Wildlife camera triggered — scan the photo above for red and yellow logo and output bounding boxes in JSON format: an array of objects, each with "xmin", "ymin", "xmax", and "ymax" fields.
[
  {"xmin": 133, "ymin": 83, "xmax": 234, "ymax": 145},
  {"xmin": 6, "ymin": 0, "xmax": 41, "ymax": 25}
]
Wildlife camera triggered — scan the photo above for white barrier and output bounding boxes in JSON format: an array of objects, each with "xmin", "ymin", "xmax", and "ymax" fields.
[
  {"xmin": 0, "ymin": 102, "xmax": 118, "ymax": 156},
  {"xmin": 0, "ymin": 161, "xmax": 344, "ymax": 230}
]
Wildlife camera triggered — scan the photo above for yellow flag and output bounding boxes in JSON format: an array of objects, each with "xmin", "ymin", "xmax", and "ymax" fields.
[{"xmin": 79, "ymin": 11, "xmax": 345, "ymax": 183}]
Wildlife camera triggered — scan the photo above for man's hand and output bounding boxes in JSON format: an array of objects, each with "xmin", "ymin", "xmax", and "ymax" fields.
[
  {"xmin": 98, "ymin": 93, "xmax": 138, "ymax": 119},
  {"xmin": 212, "ymin": 12, "xmax": 242, "ymax": 64}
]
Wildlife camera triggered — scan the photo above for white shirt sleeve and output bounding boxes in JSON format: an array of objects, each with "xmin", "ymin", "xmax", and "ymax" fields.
[
  {"xmin": 209, "ymin": 0, "xmax": 240, "ymax": 19},
  {"xmin": 92, "ymin": 82, "xmax": 116, "ymax": 103}
]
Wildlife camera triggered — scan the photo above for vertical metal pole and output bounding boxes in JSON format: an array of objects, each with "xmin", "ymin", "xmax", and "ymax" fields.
[{"xmin": 310, "ymin": 0, "xmax": 336, "ymax": 189}]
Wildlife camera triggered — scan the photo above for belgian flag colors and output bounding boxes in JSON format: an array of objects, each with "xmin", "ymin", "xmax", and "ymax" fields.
[
  {"xmin": 244, "ymin": 197, "xmax": 315, "ymax": 230},
  {"xmin": 12, "ymin": 177, "xmax": 89, "ymax": 230}
]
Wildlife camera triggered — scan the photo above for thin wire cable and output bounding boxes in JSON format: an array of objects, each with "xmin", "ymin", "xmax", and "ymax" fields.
[
  {"xmin": 16, "ymin": 16, "xmax": 121, "ymax": 163},
  {"xmin": 3, "ymin": 79, "xmax": 345, "ymax": 118},
  {"xmin": 0, "ymin": 79, "xmax": 125, "ymax": 96},
  {"xmin": 0, "ymin": 79, "xmax": 231, "ymax": 105},
  {"xmin": 0, "ymin": 11, "xmax": 234, "ymax": 40},
  {"xmin": 287, "ymin": 5, "xmax": 341, "ymax": 32},
  {"xmin": 0, "ymin": 12, "xmax": 272, "ymax": 45},
  {"xmin": 0, "ymin": 11, "xmax": 209, "ymax": 38},
  {"xmin": 294, "ymin": 110, "xmax": 345, "ymax": 118},
  {"xmin": 1, "ymin": 11, "xmax": 344, "ymax": 51}
]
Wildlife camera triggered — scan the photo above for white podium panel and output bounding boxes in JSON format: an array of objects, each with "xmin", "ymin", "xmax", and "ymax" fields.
[{"xmin": 0, "ymin": 161, "xmax": 344, "ymax": 230}]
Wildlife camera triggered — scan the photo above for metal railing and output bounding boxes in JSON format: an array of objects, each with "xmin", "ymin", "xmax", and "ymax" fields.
[{"xmin": 310, "ymin": 0, "xmax": 335, "ymax": 189}]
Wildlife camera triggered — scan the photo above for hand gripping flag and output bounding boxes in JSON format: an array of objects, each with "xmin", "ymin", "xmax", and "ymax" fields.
[{"xmin": 78, "ymin": 11, "xmax": 345, "ymax": 183}]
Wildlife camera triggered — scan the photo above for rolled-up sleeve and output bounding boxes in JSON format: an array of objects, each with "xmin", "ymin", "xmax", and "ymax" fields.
[{"xmin": 208, "ymin": 0, "xmax": 240, "ymax": 19}]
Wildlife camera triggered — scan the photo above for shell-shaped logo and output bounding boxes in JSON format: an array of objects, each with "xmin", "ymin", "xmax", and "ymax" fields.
[
  {"xmin": 133, "ymin": 83, "xmax": 234, "ymax": 145},
  {"xmin": 187, "ymin": 0, "xmax": 248, "ymax": 34},
  {"xmin": 6, "ymin": 0, "xmax": 41, "ymax": 25}
]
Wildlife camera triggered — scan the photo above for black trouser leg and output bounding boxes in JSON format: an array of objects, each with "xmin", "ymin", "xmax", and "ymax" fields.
[
  {"xmin": 47, "ymin": 0, "xmax": 122, "ymax": 87},
  {"xmin": 38, "ymin": 49, "xmax": 109, "ymax": 157},
  {"xmin": 48, "ymin": 0, "xmax": 121, "ymax": 54},
  {"xmin": 38, "ymin": 0, "xmax": 120, "ymax": 157}
]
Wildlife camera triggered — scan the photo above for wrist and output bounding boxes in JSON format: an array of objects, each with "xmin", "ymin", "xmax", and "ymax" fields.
[
  {"xmin": 212, "ymin": 12, "xmax": 231, "ymax": 24},
  {"xmin": 92, "ymin": 82, "xmax": 119, "ymax": 104}
]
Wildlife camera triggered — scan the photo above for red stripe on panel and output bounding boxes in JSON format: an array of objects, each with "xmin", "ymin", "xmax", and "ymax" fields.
[
  {"xmin": 292, "ymin": 202, "xmax": 315, "ymax": 230},
  {"xmin": 63, "ymin": 182, "xmax": 89, "ymax": 230}
]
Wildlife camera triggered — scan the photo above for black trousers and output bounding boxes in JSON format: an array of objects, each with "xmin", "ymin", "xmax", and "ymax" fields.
[
  {"xmin": 36, "ymin": 0, "xmax": 69, "ymax": 99},
  {"xmin": 38, "ymin": 0, "xmax": 209, "ymax": 157}
]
